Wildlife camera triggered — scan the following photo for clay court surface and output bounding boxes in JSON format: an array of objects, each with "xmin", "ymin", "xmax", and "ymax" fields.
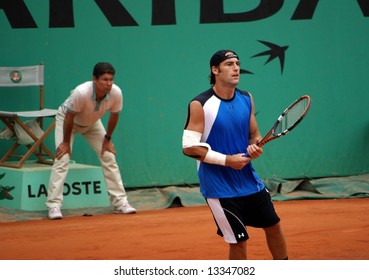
[{"xmin": 0, "ymin": 197, "xmax": 368, "ymax": 260}]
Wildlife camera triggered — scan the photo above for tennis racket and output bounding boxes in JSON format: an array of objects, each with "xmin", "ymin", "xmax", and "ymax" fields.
[{"xmin": 247, "ymin": 95, "xmax": 311, "ymax": 155}]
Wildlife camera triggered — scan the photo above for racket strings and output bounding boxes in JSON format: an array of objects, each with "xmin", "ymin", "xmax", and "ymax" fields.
[{"xmin": 274, "ymin": 98, "xmax": 309, "ymax": 135}]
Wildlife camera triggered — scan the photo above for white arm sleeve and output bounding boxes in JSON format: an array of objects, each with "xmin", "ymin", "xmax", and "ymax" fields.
[{"xmin": 182, "ymin": 129, "xmax": 210, "ymax": 149}]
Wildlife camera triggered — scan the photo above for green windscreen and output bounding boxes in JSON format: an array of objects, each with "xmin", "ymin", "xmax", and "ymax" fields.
[{"xmin": 1, "ymin": 1, "xmax": 368, "ymax": 188}]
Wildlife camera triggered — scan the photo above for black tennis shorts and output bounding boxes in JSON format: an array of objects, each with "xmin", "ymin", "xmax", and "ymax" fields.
[{"xmin": 206, "ymin": 188, "xmax": 280, "ymax": 243}]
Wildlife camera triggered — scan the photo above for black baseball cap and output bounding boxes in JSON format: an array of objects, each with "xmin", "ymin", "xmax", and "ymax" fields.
[{"xmin": 209, "ymin": 50, "xmax": 239, "ymax": 67}]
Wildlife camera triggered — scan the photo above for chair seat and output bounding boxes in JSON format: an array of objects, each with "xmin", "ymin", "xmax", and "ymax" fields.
[{"xmin": 0, "ymin": 108, "xmax": 58, "ymax": 118}]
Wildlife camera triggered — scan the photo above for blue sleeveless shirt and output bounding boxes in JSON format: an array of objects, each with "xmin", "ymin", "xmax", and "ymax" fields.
[{"xmin": 192, "ymin": 88, "xmax": 264, "ymax": 198}]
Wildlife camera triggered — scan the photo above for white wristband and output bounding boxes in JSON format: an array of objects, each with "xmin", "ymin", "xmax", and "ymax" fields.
[{"xmin": 204, "ymin": 150, "xmax": 226, "ymax": 166}]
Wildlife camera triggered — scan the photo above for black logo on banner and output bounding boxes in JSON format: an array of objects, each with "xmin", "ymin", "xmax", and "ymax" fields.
[
  {"xmin": 252, "ymin": 40, "xmax": 289, "ymax": 74},
  {"xmin": 0, "ymin": 0, "xmax": 368, "ymax": 28},
  {"xmin": 27, "ymin": 181, "xmax": 104, "ymax": 198}
]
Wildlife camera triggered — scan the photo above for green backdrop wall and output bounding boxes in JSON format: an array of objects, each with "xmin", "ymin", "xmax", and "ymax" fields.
[{"xmin": 1, "ymin": 0, "xmax": 368, "ymax": 188}]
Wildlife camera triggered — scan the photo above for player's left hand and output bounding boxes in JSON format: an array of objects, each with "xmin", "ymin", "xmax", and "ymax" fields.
[{"xmin": 247, "ymin": 143, "xmax": 263, "ymax": 159}]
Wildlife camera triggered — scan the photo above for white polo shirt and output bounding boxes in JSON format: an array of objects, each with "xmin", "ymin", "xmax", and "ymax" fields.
[{"xmin": 60, "ymin": 81, "xmax": 123, "ymax": 126}]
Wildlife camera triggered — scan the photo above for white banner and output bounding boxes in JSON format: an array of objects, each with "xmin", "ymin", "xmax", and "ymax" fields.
[{"xmin": 0, "ymin": 260, "xmax": 367, "ymax": 280}]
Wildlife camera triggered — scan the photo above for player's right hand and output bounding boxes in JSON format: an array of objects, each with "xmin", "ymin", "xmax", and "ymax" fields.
[{"xmin": 56, "ymin": 142, "xmax": 71, "ymax": 160}]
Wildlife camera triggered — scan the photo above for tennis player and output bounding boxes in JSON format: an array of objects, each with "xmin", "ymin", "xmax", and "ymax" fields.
[{"xmin": 182, "ymin": 50, "xmax": 288, "ymax": 260}]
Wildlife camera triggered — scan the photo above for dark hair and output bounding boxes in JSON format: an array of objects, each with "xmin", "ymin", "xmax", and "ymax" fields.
[
  {"xmin": 209, "ymin": 71, "xmax": 216, "ymax": 85},
  {"xmin": 93, "ymin": 62, "xmax": 115, "ymax": 79}
]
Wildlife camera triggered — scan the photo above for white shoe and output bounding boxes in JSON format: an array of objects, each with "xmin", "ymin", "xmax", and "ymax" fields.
[
  {"xmin": 48, "ymin": 207, "xmax": 63, "ymax": 220},
  {"xmin": 114, "ymin": 203, "xmax": 136, "ymax": 214}
]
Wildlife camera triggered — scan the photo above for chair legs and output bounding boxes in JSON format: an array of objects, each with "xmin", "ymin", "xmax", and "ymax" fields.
[{"xmin": 0, "ymin": 118, "xmax": 56, "ymax": 169}]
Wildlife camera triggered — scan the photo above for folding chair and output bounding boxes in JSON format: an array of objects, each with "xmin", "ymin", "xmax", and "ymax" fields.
[{"xmin": 0, "ymin": 63, "xmax": 58, "ymax": 168}]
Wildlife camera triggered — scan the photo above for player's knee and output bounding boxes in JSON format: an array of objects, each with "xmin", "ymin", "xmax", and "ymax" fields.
[
  {"xmin": 54, "ymin": 153, "xmax": 70, "ymax": 166},
  {"xmin": 101, "ymin": 150, "xmax": 116, "ymax": 162},
  {"xmin": 264, "ymin": 221, "xmax": 282, "ymax": 234}
]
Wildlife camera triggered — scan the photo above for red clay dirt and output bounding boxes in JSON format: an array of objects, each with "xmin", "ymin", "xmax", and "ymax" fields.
[{"xmin": 1, "ymin": 198, "xmax": 368, "ymax": 260}]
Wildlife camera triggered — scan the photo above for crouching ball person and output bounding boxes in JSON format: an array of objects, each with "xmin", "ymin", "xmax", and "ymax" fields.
[
  {"xmin": 182, "ymin": 50, "xmax": 288, "ymax": 260},
  {"xmin": 46, "ymin": 62, "xmax": 136, "ymax": 219}
]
